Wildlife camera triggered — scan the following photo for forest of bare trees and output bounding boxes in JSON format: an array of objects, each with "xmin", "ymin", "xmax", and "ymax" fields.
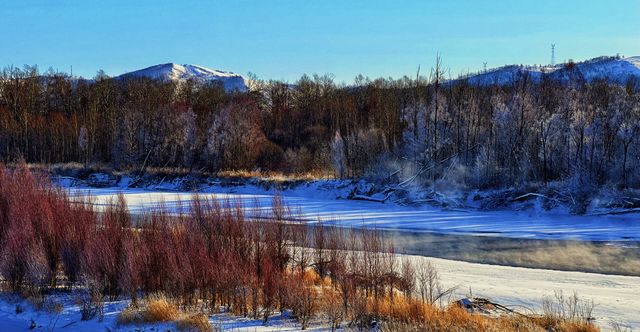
[{"xmin": 1, "ymin": 64, "xmax": 639, "ymax": 192}]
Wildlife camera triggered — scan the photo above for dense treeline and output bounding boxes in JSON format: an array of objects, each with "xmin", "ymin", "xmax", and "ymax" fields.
[
  {"xmin": 1, "ymin": 64, "xmax": 639, "ymax": 190},
  {"xmin": 0, "ymin": 166, "xmax": 598, "ymax": 331}
]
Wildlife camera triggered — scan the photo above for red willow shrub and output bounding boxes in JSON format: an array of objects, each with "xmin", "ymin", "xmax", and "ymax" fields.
[
  {"xmin": 0, "ymin": 165, "xmax": 55, "ymax": 292},
  {"xmin": 1, "ymin": 214, "xmax": 45, "ymax": 292},
  {"xmin": 60, "ymin": 202, "xmax": 95, "ymax": 287},
  {"xmin": 82, "ymin": 194, "xmax": 138, "ymax": 300},
  {"xmin": 0, "ymin": 166, "xmax": 402, "ymax": 323}
]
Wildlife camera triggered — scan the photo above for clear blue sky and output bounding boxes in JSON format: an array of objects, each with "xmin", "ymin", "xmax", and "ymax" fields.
[{"xmin": 3, "ymin": 0, "xmax": 639, "ymax": 83}]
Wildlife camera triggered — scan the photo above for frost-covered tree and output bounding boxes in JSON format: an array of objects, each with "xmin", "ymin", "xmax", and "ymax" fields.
[
  {"xmin": 181, "ymin": 108, "xmax": 197, "ymax": 168},
  {"xmin": 402, "ymin": 101, "xmax": 429, "ymax": 164},
  {"xmin": 206, "ymin": 109, "xmax": 227, "ymax": 170},
  {"xmin": 330, "ymin": 130, "xmax": 346, "ymax": 178},
  {"xmin": 206, "ymin": 100, "xmax": 268, "ymax": 170},
  {"xmin": 615, "ymin": 100, "xmax": 640, "ymax": 185},
  {"xmin": 78, "ymin": 126, "xmax": 89, "ymax": 167},
  {"xmin": 346, "ymin": 128, "xmax": 388, "ymax": 177}
]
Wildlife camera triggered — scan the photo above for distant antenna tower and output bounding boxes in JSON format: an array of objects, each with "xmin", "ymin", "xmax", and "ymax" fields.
[
  {"xmin": 551, "ymin": 44, "xmax": 556, "ymax": 66},
  {"xmin": 483, "ymin": 62, "xmax": 488, "ymax": 72}
]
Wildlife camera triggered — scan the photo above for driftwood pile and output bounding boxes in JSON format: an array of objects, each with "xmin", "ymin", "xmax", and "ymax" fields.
[
  {"xmin": 457, "ymin": 297, "xmax": 529, "ymax": 317},
  {"xmin": 457, "ymin": 297, "xmax": 598, "ymax": 326}
]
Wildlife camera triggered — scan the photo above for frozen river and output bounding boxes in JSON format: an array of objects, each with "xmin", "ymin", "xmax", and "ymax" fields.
[{"xmin": 67, "ymin": 185, "xmax": 640, "ymax": 242}]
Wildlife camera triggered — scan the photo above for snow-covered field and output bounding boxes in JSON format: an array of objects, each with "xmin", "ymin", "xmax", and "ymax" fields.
[
  {"xmin": 0, "ymin": 295, "xmax": 329, "ymax": 331},
  {"xmin": 0, "ymin": 255, "xmax": 638, "ymax": 331},
  {"xmin": 66, "ymin": 184, "xmax": 640, "ymax": 242},
  {"xmin": 416, "ymin": 256, "xmax": 640, "ymax": 330}
]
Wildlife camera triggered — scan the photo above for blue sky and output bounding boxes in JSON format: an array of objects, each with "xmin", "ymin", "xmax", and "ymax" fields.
[{"xmin": 2, "ymin": 0, "xmax": 639, "ymax": 83}]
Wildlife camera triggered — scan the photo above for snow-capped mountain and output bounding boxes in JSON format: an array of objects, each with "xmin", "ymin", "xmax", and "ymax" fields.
[
  {"xmin": 117, "ymin": 63, "xmax": 248, "ymax": 92},
  {"xmin": 462, "ymin": 56, "xmax": 640, "ymax": 86}
]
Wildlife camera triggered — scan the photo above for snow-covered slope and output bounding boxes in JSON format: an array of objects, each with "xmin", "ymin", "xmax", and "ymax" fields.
[
  {"xmin": 463, "ymin": 65, "xmax": 547, "ymax": 86},
  {"xmin": 551, "ymin": 56, "xmax": 640, "ymax": 84},
  {"xmin": 117, "ymin": 63, "xmax": 248, "ymax": 92},
  {"xmin": 463, "ymin": 56, "xmax": 640, "ymax": 86}
]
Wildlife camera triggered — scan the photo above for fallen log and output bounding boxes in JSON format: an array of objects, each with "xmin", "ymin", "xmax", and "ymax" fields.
[
  {"xmin": 588, "ymin": 207, "xmax": 640, "ymax": 216},
  {"xmin": 350, "ymin": 193, "xmax": 390, "ymax": 203}
]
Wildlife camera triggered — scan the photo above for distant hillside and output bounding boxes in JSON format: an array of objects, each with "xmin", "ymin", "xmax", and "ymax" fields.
[
  {"xmin": 460, "ymin": 56, "xmax": 640, "ymax": 86},
  {"xmin": 117, "ymin": 63, "xmax": 248, "ymax": 92}
]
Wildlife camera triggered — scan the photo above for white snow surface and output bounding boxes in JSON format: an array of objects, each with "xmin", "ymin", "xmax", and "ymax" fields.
[
  {"xmin": 117, "ymin": 63, "xmax": 248, "ymax": 92},
  {"xmin": 65, "ymin": 183, "xmax": 640, "ymax": 242},
  {"xmin": 0, "ymin": 295, "xmax": 329, "ymax": 331},
  {"xmin": 409, "ymin": 256, "xmax": 640, "ymax": 330}
]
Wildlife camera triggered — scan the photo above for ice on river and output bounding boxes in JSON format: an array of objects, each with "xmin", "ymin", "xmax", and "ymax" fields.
[{"xmin": 66, "ymin": 185, "xmax": 640, "ymax": 242}]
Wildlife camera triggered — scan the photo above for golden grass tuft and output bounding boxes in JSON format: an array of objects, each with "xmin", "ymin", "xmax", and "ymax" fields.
[
  {"xmin": 145, "ymin": 294, "xmax": 180, "ymax": 322},
  {"xmin": 117, "ymin": 294, "xmax": 180, "ymax": 325},
  {"xmin": 117, "ymin": 305, "xmax": 145, "ymax": 325},
  {"xmin": 353, "ymin": 290, "xmax": 598, "ymax": 332},
  {"xmin": 378, "ymin": 303, "xmax": 600, "ymax": 332},
  {"xmin": 560, "ymin": 323, "xmax": 598, "ymax": 332},
  {"xmin": 217, "ymin": 169, "xmax": 334, "ymax": 181},
  {"xmin": 176, "ymin": 314, "xmax": 212, "ymax": 332},
  {"xmin": 543, "ymin": 320, "xmax": 600, "ymax": 332}
]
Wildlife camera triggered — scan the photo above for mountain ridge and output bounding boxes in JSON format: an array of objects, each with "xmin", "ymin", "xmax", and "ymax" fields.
[
  {"xmin": 70, "ymin": 55, "xmax": 640, "ymax": 89},
  {"xmin": 459, "ymin": 55, "xmax": 640, "ymax": 86},
  {"xmin": 117, "ymin": 63, "xmax": 248, "ymax": 92}
]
